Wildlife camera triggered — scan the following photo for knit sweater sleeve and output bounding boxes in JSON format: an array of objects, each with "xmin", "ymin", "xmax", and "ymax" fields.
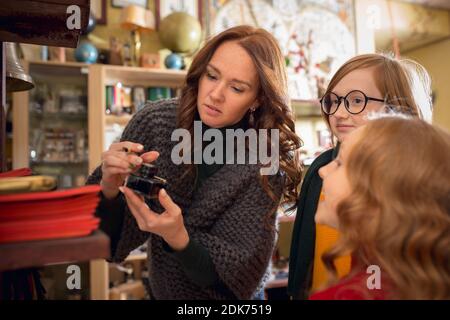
[
  {"xmin": 85, "ymin": 101, "xmax": 172, "ymax": 262},
  {"xmin": 192, "ymin": 171, "xmax": 283, "ymax": 299}
]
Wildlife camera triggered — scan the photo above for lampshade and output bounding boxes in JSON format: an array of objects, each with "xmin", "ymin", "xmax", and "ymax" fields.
[{"xmin": 120, "ymin": 5, "xmax": 155, "ymax": 31}]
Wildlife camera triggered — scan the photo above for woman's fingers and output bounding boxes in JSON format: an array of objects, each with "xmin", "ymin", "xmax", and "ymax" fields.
[
  {"xmin": 120, "ymin": 186, "xmax": 158, "ymax": 230},
  {"xmin": 140, "ymin": 151, "xmax": 160, "ymax": 163},
  {"xmin": 120, "ymin": 187, "xmax": 186, "ymax": 243},
  {"xmin": 158, "ymin": 189, "xmax": 181, "ymax": 217},
  {"xmin": 102, "ymin": 154, "xmax": 132, "ymax": 169},
  {"xmin": 120, "ymin": 186, "xmax": 149, "ymax": 229},
  {"xmin": 102, "ymin": 152, "xmax": 143, "ymax": 170},
  {"xmin": 110, "ymin": 141, "xmax": 144, "ymax": 153}
]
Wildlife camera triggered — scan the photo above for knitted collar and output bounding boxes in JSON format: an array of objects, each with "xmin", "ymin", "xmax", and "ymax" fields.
[{"xmin": 194, "ymin": 111, "xmax": 249, "ymax": 189}]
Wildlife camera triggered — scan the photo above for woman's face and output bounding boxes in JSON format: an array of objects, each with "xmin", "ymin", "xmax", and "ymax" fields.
[
  {"xmin": 197, "ymin": 41, "xmax": 259, "ymax": 128},
  {"xmin": 315, "ymin": 127, "xmax": 364, "ymax": 229},
  {"xmin": 329, "ymin": 67, "xmax": 384, "ymax": 142}
]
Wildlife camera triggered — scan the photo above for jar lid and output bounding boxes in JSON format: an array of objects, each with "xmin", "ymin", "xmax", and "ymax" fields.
[{"xmin": 138, "ymin": 163, "xmax": 158, "ymax": 178}]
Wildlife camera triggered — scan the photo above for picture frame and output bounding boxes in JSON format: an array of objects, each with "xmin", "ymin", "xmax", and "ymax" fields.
[
  {"xmin": 112, "ymin": 0, "xmax": 148, "ymax": 8},
  {"xmin": 155, "ymin": 0, "xmax": 202, "ymax": 30},
  {"xmin": 90, "ymin": 0, "xmax": 107, "ymax": 25}
]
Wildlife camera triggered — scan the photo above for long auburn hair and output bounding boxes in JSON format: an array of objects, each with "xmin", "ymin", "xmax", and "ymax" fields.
[
  {"xmin": 177, "ymin": 25, "xmax": 302, "ymax": 208},
  {"xmin": 322, "ymin": 117, "xmax": 450, "ymax": 299},
  {"xmin": 322, "ymin": 53, "xmax": 433, "ymax": 141}
]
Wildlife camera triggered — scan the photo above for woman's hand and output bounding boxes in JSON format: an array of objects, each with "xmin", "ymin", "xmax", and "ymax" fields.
[
  {"xmin": 100, "ymin": 141, "xmax": 159, "ymax": 199},
  {"xmin": 119, "ymin": 186, "xmax": 189, "ymax": 251}
]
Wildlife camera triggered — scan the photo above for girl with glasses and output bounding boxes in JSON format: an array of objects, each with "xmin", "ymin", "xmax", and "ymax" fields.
[
  {"xmin": 288, "ymin": 53, "xmax": 433, "ymax": 299},
  {"xmin": 310, "ymin": 117, "xmax": 450, "ymax": 299}
]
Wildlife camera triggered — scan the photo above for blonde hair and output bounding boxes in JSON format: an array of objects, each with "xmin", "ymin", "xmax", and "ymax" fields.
[
  {"xmin": 322, "ymin": 53, "xmax": 433, "ymax": 137},
  {"xmin": 323, "ymin": 117, "xmax": 450, "ymax": 299}
]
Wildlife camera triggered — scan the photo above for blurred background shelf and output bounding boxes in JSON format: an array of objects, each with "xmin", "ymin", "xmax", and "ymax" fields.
[
  {"xmin": 292, "ymin": 99, "xmax": 322, "ymax": 118},
  {"xmin": 105, "ymin": 114, "xmax": 132, "ymax": 126}
]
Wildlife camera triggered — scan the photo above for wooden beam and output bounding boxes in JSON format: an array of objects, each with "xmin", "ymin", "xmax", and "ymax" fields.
[
  {"xmin": 0, "ymin": 42, "xmax": 5, "ymax": 172},
  {"xmin": 0, "ymin": 0, "xmax": 90, "ymax": 48},
  {"xmin": 0, "ymin": 230, "xmax": 110, "ymax": 272}
]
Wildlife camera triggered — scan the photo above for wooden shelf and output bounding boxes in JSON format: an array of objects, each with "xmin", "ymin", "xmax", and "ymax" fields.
[
  {"xmin": 292, "ymin": 99, "xmax": 322, "ymax": 118},
  {"xmin": 30, "ymin": 112, "xmax": 87, "ymax": 121},
  {"xmin": 0, "ymin": 0, "xmax": 89, "ymax": 48},
  {"xmin": 0, "ymin": 230, "xmax": 110, "ymax": 272},
  {"xmin": 103, "ymin": 65, "xmax": 187, "ymax": 87},
  {"xmin": 125, "ymin": 252, "xmax": 147, "ymax": 262},
  {"xmin": 26, "ymin": 60, "xmax": 90, "ymax": 68},
  {"xmin": 105, "ymin": 114, "xmax": 133, "ymax": 126}
]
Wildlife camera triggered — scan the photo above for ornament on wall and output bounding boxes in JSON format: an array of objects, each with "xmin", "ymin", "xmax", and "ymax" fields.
[
  {"xmin": 207, "ymin": 0, "xmax": 356, "ymax": 101},
  {"xmin": 285, "ymin": 6, "xmax": 355, "ymax": 100}
]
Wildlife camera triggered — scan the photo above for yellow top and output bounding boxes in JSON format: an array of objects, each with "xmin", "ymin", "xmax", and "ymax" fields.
[{"xmin": 311, "ymin": 223, "xmax": 352, "ymax": 291}]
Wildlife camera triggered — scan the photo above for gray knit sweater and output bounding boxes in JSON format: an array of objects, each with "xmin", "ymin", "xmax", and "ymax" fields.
[{"xmin": 87, "ymin": 98, "xmax": 283, "ymax": 299}]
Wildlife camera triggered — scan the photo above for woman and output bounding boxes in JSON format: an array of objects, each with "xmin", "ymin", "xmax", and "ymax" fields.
[
  {"xmin": 288, "ymin": 53, "xmax": 433, "ymax": 299},
  {"xmin": 87, "ymin": 26, "xmax": 302, "ymax": 299},
  {"xmin": 310, "ymin": 117, "xmax": 450, "ymax": 299}
]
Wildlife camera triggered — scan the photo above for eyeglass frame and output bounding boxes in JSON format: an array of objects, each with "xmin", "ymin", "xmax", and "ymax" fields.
[{"xmin": 320, "ymin": 90, "xmax": 385, "ymax": 115}]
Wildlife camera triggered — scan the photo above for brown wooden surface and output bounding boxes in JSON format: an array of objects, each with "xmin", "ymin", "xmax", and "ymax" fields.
[
  {"xmin": 265, "ymin": 277, "xmax": 288, "ymax": 289},
  {"xmin": 0, "ymin": 0, "xmax": 90, "ymax": 48},
  {"xmin": 0, "ymin": 42, "xmax": 5, "ymax": 172},
  {"xmin": 0, "ymin": 230, "xmax": 110, "ymax": 272}
]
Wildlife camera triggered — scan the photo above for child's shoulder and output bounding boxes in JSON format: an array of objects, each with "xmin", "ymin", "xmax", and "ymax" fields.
[{"xmin": 309, "ymin": 271, "xmax": 388, "ymax": 300}]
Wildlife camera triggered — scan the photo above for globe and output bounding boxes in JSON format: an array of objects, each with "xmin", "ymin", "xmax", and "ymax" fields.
[
  {"xmin": 74, "ymin": 41, "xmax": 98, "ymax": 64},
  {"xmin": 164, "ymin": 53, "xmax": 184, "ymax": 70},
  {"xmin": 158, "ymin": 12, "xmax": 202, "ymax": 53},
  {"xmin": 83, "ymin": 12, "xmax": 96, "ymax": 35}
]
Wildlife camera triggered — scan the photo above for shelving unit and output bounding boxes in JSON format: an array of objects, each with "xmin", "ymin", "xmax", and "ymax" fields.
[
  {"xmin": 87, "ymin": 64, "xmax": 187, "ymax": 299},
  {"xmin": 12, "ymin": 61, "xmax": 90, "ymax": 189},
  {"xmin": 292, "ymin": 99, "xmax": 322, "ymax": 118},
  {"xmin": 87, "ymin": 64, "xmax": 187, "ymax": 174}
]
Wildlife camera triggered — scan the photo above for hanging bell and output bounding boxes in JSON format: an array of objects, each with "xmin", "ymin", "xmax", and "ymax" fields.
[{"xmin": 5, "ymin": 42, "xmax": 34, "ymax": 92}]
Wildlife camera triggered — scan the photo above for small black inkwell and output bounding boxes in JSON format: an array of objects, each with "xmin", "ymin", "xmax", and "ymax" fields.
[
  {"xmin": 123, "ymin": 147, "xmax": 168, "ymax": 212},
  {"xmin": 125, "ymin": 162, "xmax": 168, "ymax": 200}
]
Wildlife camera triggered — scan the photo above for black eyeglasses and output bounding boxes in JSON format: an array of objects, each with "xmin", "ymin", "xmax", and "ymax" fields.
[{"xmin": 320, "ymin": 90, "xmax": 385, "ymax": 115}]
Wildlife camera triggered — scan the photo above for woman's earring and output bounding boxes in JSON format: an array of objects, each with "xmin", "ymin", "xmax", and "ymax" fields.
[{"xmin": 249, "ymin": 106, "xmax": 256, "ymax": 125}]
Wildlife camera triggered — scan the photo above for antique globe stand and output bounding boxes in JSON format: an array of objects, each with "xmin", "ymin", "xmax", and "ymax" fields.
[{"xmin": 158, "ymin": 12, "xmax": 202, "ymax": 70}]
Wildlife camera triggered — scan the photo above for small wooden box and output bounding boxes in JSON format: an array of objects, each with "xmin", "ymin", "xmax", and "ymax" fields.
[{"xmin": 140, "ymin": 53, "xmax": 160, "ymax": 68}]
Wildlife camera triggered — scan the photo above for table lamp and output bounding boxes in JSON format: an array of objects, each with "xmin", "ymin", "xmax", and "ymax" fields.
[{"xmin": 120, "ymin": 5, "xmax": 155, "ymax": 66}]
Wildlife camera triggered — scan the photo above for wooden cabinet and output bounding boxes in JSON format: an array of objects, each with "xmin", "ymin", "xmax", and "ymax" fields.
[
  {"xmin": 87, "ymin": 65, "xmax": 186, "ymax": 174},
  {"xmin": 87, "ymin": 64, "xmax": 186, "ymax": 300},
  {"xmin": 13, "ymin": 61, "xmax": 187, "ymax": 177},
  {"xmin": 13, "ymin": 61, "xmax": 90, "ymax": 187}
]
